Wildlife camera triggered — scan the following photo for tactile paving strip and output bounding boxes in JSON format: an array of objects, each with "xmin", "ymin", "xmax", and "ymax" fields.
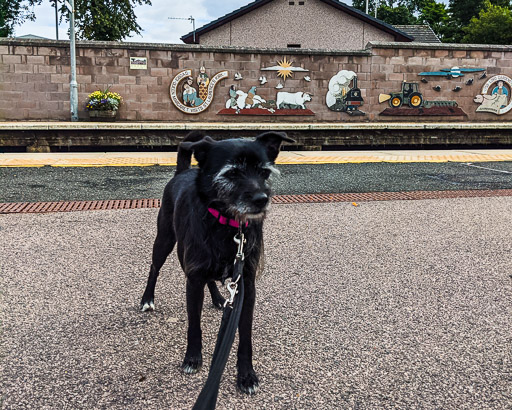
[{"xmin": 1, "ymin": 190, "xmax": 512, "ymax": 214}]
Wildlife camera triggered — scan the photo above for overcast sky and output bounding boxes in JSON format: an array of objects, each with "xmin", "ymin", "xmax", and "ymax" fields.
[
  {"xmin": 16, "ymin": 0, "xmax": 261, "ymax": 43},
  {"xmin": 16, "ymin": 0, "xmax": 448, "ymax": 43},
  {"xmin": 15, "ymin": 0, "xmax": 357, "ymax": 43}
]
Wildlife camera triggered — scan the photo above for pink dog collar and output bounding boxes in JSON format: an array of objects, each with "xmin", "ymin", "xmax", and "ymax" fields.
[{"xmin": 208, "ymin": 208, "xmax": 248, "ymax": 228}]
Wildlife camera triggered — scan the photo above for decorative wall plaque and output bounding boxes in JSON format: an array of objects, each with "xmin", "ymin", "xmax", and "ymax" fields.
[
  {"xmin": 474, "ymin": 75, "xmax": 512, "ymax": 115},
  {"xmin": 378, "ymin": 81, "xmax": 465, "ymax": 116},
  {"xmin": 170, "ymin": 69, "xmax": 228, "ymax": 114},
  {"xmin": 218, "ymin": 86, "xmax": 314, "ymax": 116},
  {"xmin": 129, "ymin": 57, "xmax": 147, "ymax": 70},
  {"xmin": 326, "ymin": 70, "xmax": 365, "ymax": 116},
  {"xmin": 260, "ymin": 57, "xmax": 309, "ymax": 80},
  {"xmin": 418, "ymin": 67, "xmax": 485, "ymax": 78}
]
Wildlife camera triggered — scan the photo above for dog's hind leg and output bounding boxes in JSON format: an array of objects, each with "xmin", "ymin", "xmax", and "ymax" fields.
[
  {"xmin": 236, "ymin": 276, "xmax": 259, "ymax": 394},
  {"xmin": 140, "ymin": 210, "xmax": 176, "ymax": 312},
  {"xmin": 207, "ymin": 281, "xmax": 225, "ymax": 309},
  {"xmin": 182, "ymin": 277, "xmax": 205, "ymax": 374}
]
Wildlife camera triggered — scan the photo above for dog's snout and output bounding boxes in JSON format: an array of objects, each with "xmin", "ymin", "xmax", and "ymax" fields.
[{"xmin": 252, "ymin": 192, "xmax": 269, "ymax": 208}]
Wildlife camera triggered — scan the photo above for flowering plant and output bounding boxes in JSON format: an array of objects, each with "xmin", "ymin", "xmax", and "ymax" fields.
[{"xmin": 85, "ymin": 88, "xmax": 122, "ymax": 111}]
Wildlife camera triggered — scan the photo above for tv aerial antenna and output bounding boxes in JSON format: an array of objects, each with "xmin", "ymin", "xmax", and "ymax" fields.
[{"xmin": 168, "ymin": 16, "xmax": 196, "ymax": 43}]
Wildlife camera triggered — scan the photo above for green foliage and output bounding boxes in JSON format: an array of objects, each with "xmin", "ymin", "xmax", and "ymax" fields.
[
  {"xmin": 444, "ymin": 0, "xmax": 511, "ymax": 42},
  {"xmin": 351, "ymin": 0, "xmax": 450, "ymax": 28},
  {"xmin": 462, "ymin": 0, "xmax": 512, "ymax": 44},
  {"xmin": 377, "ymin": 4, "xmax": 418, "ymax": 25},
  {"xmin": 0, "ymin": 0, "xmax": 41, "ymax": 37},
  {"xmin": 352, "ymin": 0, "xmax": 512, "ymax": 44},
  {"xmin": 448, "ymin": 0, "xmax": 486, "ymax": 27},
  {"xmin": 60, "ymin": 0, "xmax": 152, "ymax": 41},
  {"xmin": 418, "ymin": 0, "xmax": 449, "ymax": 38},
  {"xmin": 351, "ymin": 0, "xmax": 419, "ymax": 24},
  {"xmin": 448, "ymin": 0, "xmax": 509, "ymax": 26}
]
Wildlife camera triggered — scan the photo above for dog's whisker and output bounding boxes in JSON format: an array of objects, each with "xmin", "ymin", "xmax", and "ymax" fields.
[{"xmin": 263, "ymin": 163, "xmax": 281, "ymax": 177}]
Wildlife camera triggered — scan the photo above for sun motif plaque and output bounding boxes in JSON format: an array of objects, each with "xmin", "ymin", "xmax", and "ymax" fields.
[{"xmin": 170, "ymin": 69, "xmax": 228, "ymax": 114}]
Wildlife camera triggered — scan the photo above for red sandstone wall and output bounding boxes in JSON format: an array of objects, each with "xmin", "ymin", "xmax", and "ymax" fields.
[
  {"xmin": 0, "ymin": 39, "xmax": 511, "ymax": 123},
  {"xmin": 369, "ymin": 45, "xmax": 512, "ymax": 122}
]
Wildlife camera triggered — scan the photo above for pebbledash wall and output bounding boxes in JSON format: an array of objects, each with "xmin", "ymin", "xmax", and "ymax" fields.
[{"xmin": 1, "ymin": 38, "xmax": 512, "ymax": 124}]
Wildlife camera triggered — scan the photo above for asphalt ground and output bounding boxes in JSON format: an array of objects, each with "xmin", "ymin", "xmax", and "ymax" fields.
[
  {"xmin": 1, "ymin": 198, "xmax": 511, "ymax": 408},
  {"xmin": 1, "ymin": 154, "xmax": 512, "ymax": 408},
  {"xmin": 1, "ymin": 161, "xmax": 512, "ymax": 203}
]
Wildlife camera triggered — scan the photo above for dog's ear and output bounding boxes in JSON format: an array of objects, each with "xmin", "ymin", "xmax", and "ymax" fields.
[
  {"xmin": 255, "ymin": 131, "xmax": 295, "ymax": 162},
  {"xmin": 180, "ymin": 136, "xmax": 216, "ymax": 166}
]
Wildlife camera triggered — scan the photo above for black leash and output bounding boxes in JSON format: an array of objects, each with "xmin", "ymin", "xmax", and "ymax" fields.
[{"xmin": 192, "ymin": 228, "xmax": 246, "ymax": 410}]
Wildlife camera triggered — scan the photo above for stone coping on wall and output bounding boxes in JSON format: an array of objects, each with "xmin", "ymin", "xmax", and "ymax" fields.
[
  {"xmin": 2, "ymin": 121, "xmax": 512, "ymax": 131},
  {"xmin": 3, "ymin": 38, "xmax": 512, "ymax": 54},
  {"xmin": 367, "ymin": 41, "xmax": 512, "ymax": 52},
  {"xmin": 0, "ymin": 38, "xmax": 372, "ymax": 56}
]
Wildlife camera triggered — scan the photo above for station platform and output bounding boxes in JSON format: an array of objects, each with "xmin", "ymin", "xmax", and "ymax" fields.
[
  {"xmin": 2, "ymin": 122, "xmax": 512, "ymax": 152},
  {"xmin": 1, "ymin": 149, "xmax": 512, "ymax": 167}
]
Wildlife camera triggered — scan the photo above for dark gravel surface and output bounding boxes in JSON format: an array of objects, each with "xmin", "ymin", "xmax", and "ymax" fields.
[
  {"xmin": 1, "ymin": 161, "xmax": 512, "ymax": 203},
  {"xmin": 1, "ymin": 198, "xmax": 511, "ymax": 408}
]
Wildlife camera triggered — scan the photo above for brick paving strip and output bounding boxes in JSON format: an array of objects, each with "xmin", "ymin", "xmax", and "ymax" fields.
[{"xmin": 2, "ymin": 189, "xmax": 512, "ymax": 214}]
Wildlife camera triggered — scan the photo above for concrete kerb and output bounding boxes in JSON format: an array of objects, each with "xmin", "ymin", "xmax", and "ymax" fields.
[{"xmin": 3, "ymin": 122, "xmax": 512, "ymax": 131}]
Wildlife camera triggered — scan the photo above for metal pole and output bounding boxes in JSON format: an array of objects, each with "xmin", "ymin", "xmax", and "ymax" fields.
[
  {"xmin": 375, "ymin": 0, "xmax": 378, "ymax": 18},
  {"xmin": 191, "ymin": 16, "xmax": 196, "ymax": 43},
  {"xmin": 68, "ymin": 0, "xmax": 78, "ymax": 121},
  {"xmin": 366, "ymin": 0, "xmax": 368, "ymax": 14},
  {"xmin": 55, "ymin": 0, "xmax": 59, "ymax": 40}
]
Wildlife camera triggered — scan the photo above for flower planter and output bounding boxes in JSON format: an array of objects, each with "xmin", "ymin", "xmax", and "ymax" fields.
[{"xmin": 88, "ymin": 110, "xmax": 118, "ymax": 121}]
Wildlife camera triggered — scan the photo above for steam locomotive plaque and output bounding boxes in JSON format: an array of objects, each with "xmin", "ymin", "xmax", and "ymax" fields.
[{"xmin": 326, "ymin": 70, "xmax": 365, "ymax": 116}]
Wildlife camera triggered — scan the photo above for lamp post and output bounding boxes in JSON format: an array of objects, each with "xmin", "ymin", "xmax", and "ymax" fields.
[
  {"xmin": 54, "ymin": 0, "xmax": 59, "ymax": 40},
  {"xmin": 66, "ymin": 0, "xmax": 78, "ymax": 121}
]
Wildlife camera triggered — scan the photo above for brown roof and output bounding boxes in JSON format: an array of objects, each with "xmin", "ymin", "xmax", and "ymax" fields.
[{"xmin": 393, "ymin": 25, "xmax": 441, "ymax": 43}]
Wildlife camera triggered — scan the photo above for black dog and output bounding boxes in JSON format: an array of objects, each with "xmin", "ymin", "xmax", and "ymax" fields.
[{"xmin": 140, "ymin": 131, "xmax": 293, "ymax": 394}]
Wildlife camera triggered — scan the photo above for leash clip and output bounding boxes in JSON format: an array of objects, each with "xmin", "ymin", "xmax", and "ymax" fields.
[
  {"xmin": 223, "ymin": 280, "xmax": 239, "ymax": 309},
  {"xmin": 225, "ymin": 227, "xmax": 245, "ymax": 308},
  {"xmin": 233, "ymin": 232, "xmax": 246, "ymax": 260}
]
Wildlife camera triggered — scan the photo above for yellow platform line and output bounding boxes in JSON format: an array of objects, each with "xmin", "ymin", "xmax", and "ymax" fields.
[
  {"xmin": 51, "ymin": 163, "xmax": 157, "ymax": 167},
  {"xmin": 1, "ymin": 155, "xmax": 512, "ymax": 167}
]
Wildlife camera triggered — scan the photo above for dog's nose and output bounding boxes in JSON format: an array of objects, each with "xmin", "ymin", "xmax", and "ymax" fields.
[{"xmin": 252, "ymin": 192, "xmax": 269, "ymax": 209}]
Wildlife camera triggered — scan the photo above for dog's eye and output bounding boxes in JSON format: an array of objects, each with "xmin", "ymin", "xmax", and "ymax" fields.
[{"xmin": 224, "ymin": 168, "xmax": 241, "ymax": 178}]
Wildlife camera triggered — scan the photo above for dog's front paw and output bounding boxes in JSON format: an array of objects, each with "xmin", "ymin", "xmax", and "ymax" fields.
[
  {"xmin": 237, "ymin": 369, "xmax": 259, "ymax": 395},
  {"xmin": 211, "ymin": 295, "xmax": 225, "ymax": 310},
  {"xmin": 181, "ymin": 354, "xmax": 202, "ymax": 374},
  {"xmin": 140, "ymin": 298, "xmax": 155, "ymax": 312}
]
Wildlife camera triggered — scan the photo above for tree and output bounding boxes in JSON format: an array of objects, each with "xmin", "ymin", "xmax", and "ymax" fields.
[
  {"xmin": 0, "ymin": 0, "xmax": 41, "ymax": 37},
  {"xmin": 352, "ymin": 0, "xmax": 417, "ymax": 25},
  {"xmin": 352, "ymin": 0, "xmax": 424, "ymax": 15},
  {"xmin": 417, "ymin": 0, "xmax": 449, "ymax": 39},
  {"xmin": 377, "ymin": 4, "xmax": 418, "ymax": 25},
  {"xmin": 462, "ymin": 0, "xmax": 512, "ymax": 44},
  {"xmin": 60, "ymin": 0, "xmax": 152, "ymax": 41},
  {"xmin": 351, "ymin": 0, "xmax": 419, "ymax": 24},
  {"xmin": 444, "ymin": 0, "xmax": 511, "ymax": 42}
]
